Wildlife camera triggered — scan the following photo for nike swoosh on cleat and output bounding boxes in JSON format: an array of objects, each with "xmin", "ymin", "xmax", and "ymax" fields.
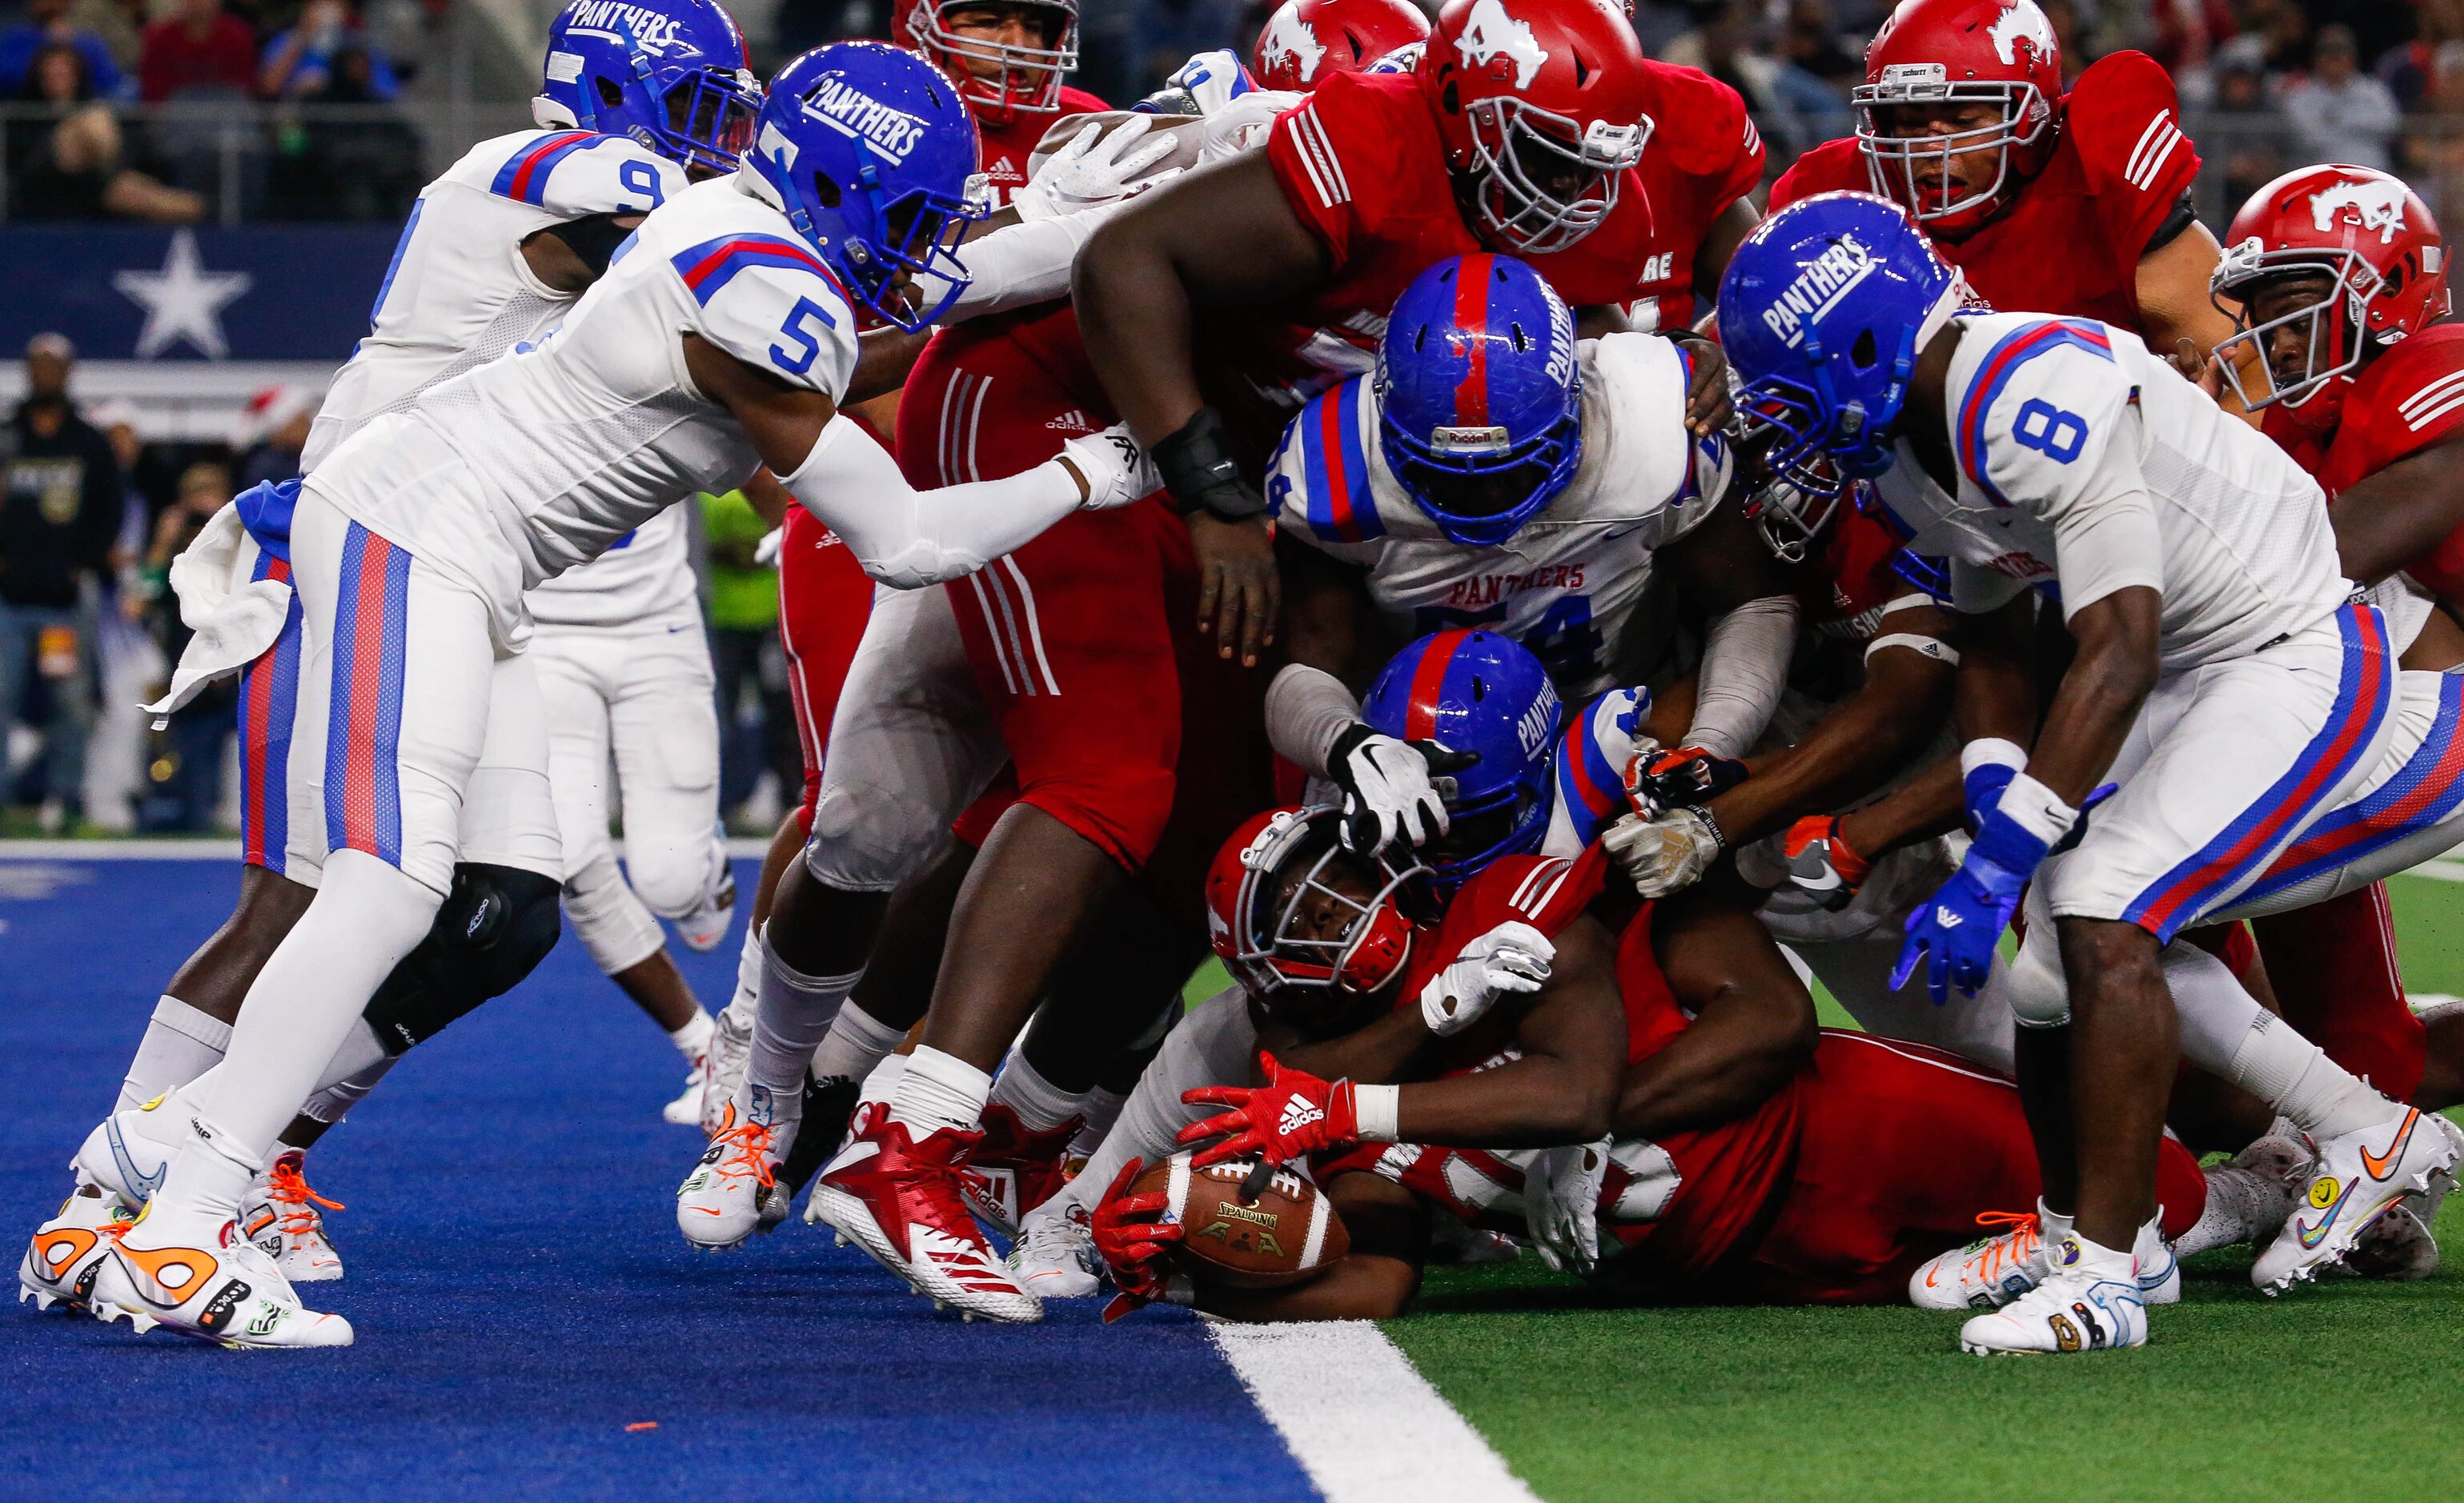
[
  {"xmin": 2359, "ymin": 1112, "xmax": 2419, "ymax": 1180},
  {"xmin": 108, "ymin": 1120, "xmax": 165, "ymax": 1203},
  {"xmin": 2295, "ymin": 1180, "xmax": 2358, "ymax": 1249}
]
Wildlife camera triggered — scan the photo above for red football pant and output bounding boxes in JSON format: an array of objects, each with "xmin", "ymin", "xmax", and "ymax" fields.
[
  {"xmin": 1729, "ymin": 1032, "xmax": 2209, "ymax": 1305},
  {"xmin": 777, "ymin": 503, "xmax": 875, "ymax": 837},
  {"xmin": 2252, "ymin": 884, "xmax": 2427, "ymax": 1102},
  {"xmin": 897, "ymin": 328, "xmax": 1182, "ymax": 872}
]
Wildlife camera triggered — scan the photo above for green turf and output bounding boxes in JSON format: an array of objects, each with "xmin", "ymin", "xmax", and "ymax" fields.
[{"xmin": 1388, "ymin": 872, "xmax": 2464, "ymax": 1503}]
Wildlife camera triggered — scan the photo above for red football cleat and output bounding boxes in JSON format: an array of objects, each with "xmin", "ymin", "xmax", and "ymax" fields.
[
  {"xmin": 961, "ymin": 1104, "xmax": 1083, "ymax": 1237},
  {"xmin": 813, "ymin": 1112, "xmax": 1042, "ymax": 1324}
]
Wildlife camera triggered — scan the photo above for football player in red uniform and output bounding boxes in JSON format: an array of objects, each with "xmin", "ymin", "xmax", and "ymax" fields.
[
  {"xmin": 2207, "ymin": 163, "xmax": 2464, "ymax": 1113},
  {"xmin": 1077, "ymin": 0, "xmax": 1764, "ymax": 666},
  {"xmin": 1768, "ymin": 0, "xmax": 2232, "ymax": 372},
  {"xmin": 896, "ymin": 0, "xmax": 1106, "ymax": 199},
  {"xmin": 1250, "ymin": 0, "xmax": 1431, "ymax": 91}
]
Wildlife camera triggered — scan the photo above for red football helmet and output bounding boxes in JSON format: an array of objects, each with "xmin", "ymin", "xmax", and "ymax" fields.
[
  {"xmin": 895, "ymin": 0, "xmax": 1079, "ymax": 123},
  {"xmin": 1206, "ymin": 806, "xmax": 1429, "ymax": 1007},
  {"xmin": 2210, "ymin": 164, "xmax": 2450, "ymax": 429},
  {"xmin": 1251, "ymin": 0, "xmax": 1432, "ymax": 92},
  {"xmin": 1855, "ymin": 0, "xmax": 2062, "ymax": 238},
  {"xmin": 1418, "ymin": 0, "xmax": 1651, "ymax": 257}
]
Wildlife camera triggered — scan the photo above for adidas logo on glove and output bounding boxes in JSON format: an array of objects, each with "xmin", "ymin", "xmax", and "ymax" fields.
[{"xmin": 1278, "ymin": 1097, "xmax": 1326, "ymax": 1136}]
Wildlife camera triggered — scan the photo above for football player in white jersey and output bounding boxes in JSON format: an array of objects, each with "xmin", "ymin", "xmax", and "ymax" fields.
[
  {"xmin": 71, "ymin": 42, "xmax": 1153, "ymax": 1349},
  {"xmin": 1258, "ymin": 253, "xmax": 1797, "ymax": 864},
  {"xmin": 1721, "ymin": 192, "xmax": 2457, "ymax": 1356},
  {"xmin": 18, "ymin": 0, "xmax": 759, "ymax": 1318}
]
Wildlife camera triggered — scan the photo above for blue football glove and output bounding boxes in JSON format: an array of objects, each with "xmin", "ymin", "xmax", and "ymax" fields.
[
  {"xmin": 1892, "ymin": 799, "xmax": 2065, "ymax": 1005},
  {"xmin": 1962, "ymin": 760, "xmax": 2017, "ymax": 833}
]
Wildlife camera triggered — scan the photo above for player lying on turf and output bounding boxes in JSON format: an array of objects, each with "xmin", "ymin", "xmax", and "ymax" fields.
[
  {"xmin": 1082, "ymin": 803, "xmax": 2301, "ymax": 1321},
  {"xmin": 1719, "ymin": 191, "xmax": 2462, "ymax": 1354}
]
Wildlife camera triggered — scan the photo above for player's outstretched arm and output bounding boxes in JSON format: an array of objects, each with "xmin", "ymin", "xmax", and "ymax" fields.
[
  {"xmin": 2330, "ymin": 432, "xmax": 2464, "ymax": 590},
  {"xmin": 2133, "ymin": 219, "xmax": 2257, "ymax": 423},
  {"xmin": 1613, "ymin": 888, "xmax": 1818, "ymax": 1142},
  {"xmin": 1661, "ymin": 499, "xmax": 1800, "ymax": 759}
]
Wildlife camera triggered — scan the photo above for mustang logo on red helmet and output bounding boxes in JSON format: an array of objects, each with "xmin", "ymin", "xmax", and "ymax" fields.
[{"xmin": 1454, "ymin": 0, "xmax": 1548, "ymax": 90}]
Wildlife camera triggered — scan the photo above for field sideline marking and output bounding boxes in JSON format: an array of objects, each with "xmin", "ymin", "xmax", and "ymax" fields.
[{"xmin": 1209, "ymin": 1321, "xmax": 1540, "ymax": 1503}]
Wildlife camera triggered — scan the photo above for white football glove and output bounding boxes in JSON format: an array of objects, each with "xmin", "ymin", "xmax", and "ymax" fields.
[
  {"xmin": 1529, "ymin": 1138, "xmax": 1610, "ymax": 1277},
  {"xmin": 1061, "ymin": 425, "xmax": 1162, "ymax": 511},
  {"xmin": 1419, "ymin": 920, "xmax": 1555, "ymax": 1036},
  {"xmin": 1011, "ymin": 115, "xmax": 1186, "ymax": 222},
  {"xmin": 1602, "ymin": 808, "xmax": 1724, "ymax": 899},
  {"xmin": 1326, "ymin": 723, "xmax": 1464, "ymax": 854}
]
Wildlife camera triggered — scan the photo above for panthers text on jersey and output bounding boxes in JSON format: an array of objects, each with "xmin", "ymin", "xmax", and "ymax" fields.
[
  {"xmin": 304, "ymin": 171, "xmax": 859, "ymax": 647},
  {"xmin": 1871, "ymin": 313, "xmax": 2350, "ymax": 673},
  {"xmin": 1265, "ymin": 332, "xmax": 1732, "ymax": 699},
  {"xmin": 307, "ymin": 128, "xmax": 688, "ymax": 471},
  {"xmin": 1769, "ymin": 53, "xmax": 2199, "ymax": 331}
]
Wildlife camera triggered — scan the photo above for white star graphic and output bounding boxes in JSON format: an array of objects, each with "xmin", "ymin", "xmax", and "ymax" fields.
[{"xmin": 113, "ymin": 230, "xmax": 252, "ymax": 360}]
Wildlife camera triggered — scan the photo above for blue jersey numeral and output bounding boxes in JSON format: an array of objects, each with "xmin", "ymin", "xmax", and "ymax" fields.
[
  {"xmin": 769, "ymin": 297, "xmax": 838, "ymax": 378},
  {"xmin": 1526, "ymin": 595, "xmax": 1604, "ymax": 685},
  {"xmin": 368, "ymin": 198, "xmax": 424, "ymax": 329},
  {"xmin": 2012, "ymin": 399, "xmax": 2089, "ymax": 463},
  {"xmin": 619, "ymin": 159, "xmax": 665, "ymax": 212}
]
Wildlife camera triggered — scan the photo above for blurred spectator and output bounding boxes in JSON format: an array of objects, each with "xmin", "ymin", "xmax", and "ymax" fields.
[
  {"xmin": 2414, "ymin": 41, "xmax": 2464, "ymax": 217},
  {"xmin": 1663, "ymin": 0, "xmax": 1848, "ymax": 167},
  {"xmin": 2283, "ymin": 24, "xmax": 2400, "ymax": 172},
  {"xmin": 2213, "ymin": 0, "xmax": 2309, "ymax": 81},
  {"xmin": 2146, "ymin": 0, "xmax": 2236, "ymax": 78},
  {"xmin": 229, "ymin": 383, "xmax": 315, "ymax": 489},
  {"xmin": 139, "ymin": 0, "xmax": 259, "ymax": 102},
  {"xmin": 2039, "ymin": 0, "xmax": 2089, "ymax": 87},
  {"xmin": 1776, "ymin": 0, "xmax": 1863, "ymax": 88},
  {"xmin": 1, "ymin": 335, "xmax": 118, "ymax": 832},
  {"xmin": 1132, "ymin": 0, "xmax": 1239, "ymax": 98},
  {"xmin": 2377, "ymin": 0, "xmax": 2464, "ymax": 112},
  {"xmin": 259, "ymin": 0, "xmax": 399, "ymax": 102},
  {"xmin": 271, "ymin": 40, "xmax": 422, "ymax": 218},
  {"xmin": 699, "ymin": 488, "xmax": 797, "ymax": 828},
  {"xmin": 0, "ymin": 0, "xmax": 125, "ymax": 99},
  {"xmin": 6, "ymin": 42, "xmax": 203, "ymax": 221},
  {"xmin": 135, "ymin": 459, "xmax": 235, "ymax": 832},
  {"xmin": 2209, "ymin": 59, "xmax": 2287, "ymax": 230}
]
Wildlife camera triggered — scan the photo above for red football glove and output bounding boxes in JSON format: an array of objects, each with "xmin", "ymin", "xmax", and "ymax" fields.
[
  {"xmin": 1783, "ymin": 814, "xmax": 1871, "ymax": 912},
  {"xmin": 1177, "ymin": 1052, "xmax": 1360, "ymax": 1170},
  {"xmin": 1626, "ymin": 744, "xmax": 1751, "ymax": 817},
  {"xmin": 1091, "ymin": 1157, "xmax": 1182, "ymax": 1324}
]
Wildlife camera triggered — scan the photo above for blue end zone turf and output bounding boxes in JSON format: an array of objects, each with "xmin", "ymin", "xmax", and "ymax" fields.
[{"xmin": 0, "ymin": 857, "xmax": 1318, "ymax": 1500}]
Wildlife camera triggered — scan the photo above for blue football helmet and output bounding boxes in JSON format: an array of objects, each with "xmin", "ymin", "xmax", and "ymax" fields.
[
  {"xmin": 1362, "ymin": 629, "xmax": 1562, "ymax": 891},
  {"xmin": 744, "ymin": 43, "xmax": 989, "ymax": 332},
  {"xmin": 1718, "ymin": 190, "xmax": 1961, "ymax": 504},
  {"xmin": 1376, "ymin": 255, "xmax": 1584, "ymax": 548},
  {"xmin": 532, "ymin": 0, "xmax": 761, "ymax": 178}
]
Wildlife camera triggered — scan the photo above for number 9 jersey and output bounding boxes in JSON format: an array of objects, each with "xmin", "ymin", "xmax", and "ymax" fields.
[
  {"xmin": 1264, "ymin": 330, "xmax": 1732, "ymax": 699},
  {"xmin": 304, "ymin": 172, "xmax": 861, "ymax": 649}
]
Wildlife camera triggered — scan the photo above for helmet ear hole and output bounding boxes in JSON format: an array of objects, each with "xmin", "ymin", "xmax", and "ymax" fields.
[
  {"xmin": 596, "ymin": 75, "xmax": 625, "ymax": 109},
  {"xmin": 1851, "ymin": 328, "xmax": 1879, "ymax": 370},
  {"xmin": 811, "ymin": 172, "xmax": 841, "ymax": 210},
  {"xmin": 1440, "ymin": 78, "xmax": 1459, "ymax": 115}
]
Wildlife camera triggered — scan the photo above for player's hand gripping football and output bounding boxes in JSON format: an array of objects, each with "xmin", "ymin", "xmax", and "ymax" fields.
[
  {"xmin": 1091, "ymin": 1157, "xmax": 1183, "ymax": 1323},
  {"xmin": 1178, "ymin": 1053, "xmax": 1360, "ymax": 1169},
  {"xmin": 1011, "ymin": 114, "xmax": 1186, "ymax": 222},
  {"xmin": 1529, "ymin": 1138, "xmax": 1610, "ymax": 1277},
  {"xmin": 1419, "ymin": 920, "xmax": 1555, "ymax": 1036},
  {"xmin": 1326, "ymin": 723, "xmax": 1480, "ymax": 855}
]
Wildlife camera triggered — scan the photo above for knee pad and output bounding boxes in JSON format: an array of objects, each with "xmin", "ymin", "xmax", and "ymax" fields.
[
  {"xmin": 361, "ymin": 864, "xmax": 563, "ymax": 1052},
  {"xmin": 2005, "ymin": 925, "xmax": 2072, "ymax": 1029},
  {"xmin": 562, "ymin": 865, "xmax": 664, "ymax": 977},
  {"xmin": 804, "ymin": 784, "xmax": 947, "ymax": 892}
]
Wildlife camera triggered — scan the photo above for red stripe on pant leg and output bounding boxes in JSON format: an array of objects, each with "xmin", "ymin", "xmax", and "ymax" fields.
[{"xmin": 345, "ymin": 532, "xmax": 392, "ymax": 853}]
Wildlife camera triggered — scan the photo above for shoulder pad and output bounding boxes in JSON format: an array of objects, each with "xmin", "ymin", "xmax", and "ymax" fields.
[
  {"xmin": 2063, "ymin": 51, "xmax": 2195, "ymax": 205},
  {"xmin": 480, "ymin": 130, "xmax": 683, "ymax": 218},
  {"xmin": 2358, "ymin": 328, "xmax": 2464, "ymax": 456},
  {"xmin": 1641, "ymin": 63, "xmax": 1756, "ymax": 177},
  {"xmin": 667, "ymin": 228, "xmax": 859, "ymax": 397},
  {"xmin": 1265, "ymin": 375, "xmax": 1389, "ymax": 548},
  {"xmin": 1955, "ymin": 319, "xmax": 2131, "ymax": 509}
]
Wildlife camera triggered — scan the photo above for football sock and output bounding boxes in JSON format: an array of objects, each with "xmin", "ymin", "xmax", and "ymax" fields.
[
  {"xmin": 858, "ymin": 1051, "xmax": 909, "ymax": 1111},
  {"xmin": 748, "ymin": 928, "xmax": 858, "ymax": 1104},
  {"xmin": 889, "ymin": 1045, "xmax": 990, "ymax": 1137},
  {"xmin": 1062, "ymin": 992, "xmax": 1258, "ymax": 1211},
  {"xmin": 195, "ymin": 850, "xmax": 439, "ymax": 1160},
  {"xmin": 989, "ymin": 1047, "xmax": 1084, "ymax": 1133},
  {"xmin": 812, "ymin": 1000, "xmax": 905, "ymax": 1085},
  {"xmin": 2165, "ymin": 936, "xmax": 2394, "ymax": 1137},
  {"xmin": 668, "ymin": 1006, "xmax": 715, "ymax": 1063},
  {"xmin": 161, "ymin": 1114, "xmax": 260, "ymax": 1222},
  {"xmin": 2178, "ymin": 1164, "xmax": 2279, "ymax": 1257},
  {"xmin": 724, "ymin": 920, "xmax": 765, "ymax": 1031},
  {"xmin": 118, "ymin": 996, "xmax": 232, "ymax": 1111},
  {"xmin": 1069, "ymin": 1086, "xmax": 1128, "ymax": 1160}
]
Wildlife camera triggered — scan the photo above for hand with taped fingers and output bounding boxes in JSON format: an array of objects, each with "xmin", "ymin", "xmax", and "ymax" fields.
[
  {"xmin": 1012, "ymin": 114, "xmax": 1186, "ymax": 222},
  {"xmin": 1093, "ymin": 1156, "xmax": 1182, "ymax": 1322},
  {"xmin": 1178, "ymin": 1052, "xmax": 1361, "ymax": 1169},
  {"xmin": 1326, "ymin": 723, "xmax": 1481, "ymax": 855}
]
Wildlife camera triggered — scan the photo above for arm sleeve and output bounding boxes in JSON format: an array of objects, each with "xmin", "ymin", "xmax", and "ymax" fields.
[
  {"xmin": 1679, "ymin": 593, "xmax": 1798, "ymax": 758},
  {"xmin": 681, "ymin": 255, "xmax": 861, "ymax": 398},
  {"xmin": 937, "ymin": 203, "xmax": 1126, "ymax": 323},
  {"xmin": 780, "ymin": 415, "xmax": 1082, "ymax": 589},
  {"xmin": 1264, "ymin": 663, "xmax": 1363, "ymax": 775}
]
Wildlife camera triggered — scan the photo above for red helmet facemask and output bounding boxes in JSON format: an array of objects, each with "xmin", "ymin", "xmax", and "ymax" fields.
[
  {"xmin": 1854, "ymin": 0, "xmax": 2063, "ymax": 240},
  {"xmin": 896, "ymin": 0, "xmax": 1080, "ymax": 124},
  {"xmin": 1206, "ymin": 807, "xmax": 1431, "ymax": 1012},
  {"xmin": 2210, "ymin": 164, "xmax": 2451, "ymax": 433}
]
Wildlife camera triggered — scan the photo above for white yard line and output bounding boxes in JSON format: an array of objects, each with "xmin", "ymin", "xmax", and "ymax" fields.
[{"xmin": 1209, "ymin": 1321, "xmax": 1540, "ymax": 1503}]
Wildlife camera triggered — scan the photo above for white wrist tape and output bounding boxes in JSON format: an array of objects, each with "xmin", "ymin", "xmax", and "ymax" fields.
[
  {"xmin": 1961, "ymin": 737, "xmax": 2030, "ymax": 780},
  {"xmin": 1996, "ymin": 771, "xmax": 2080, "ymax": 849},
  {"xmin": 1353, "ymin": 1083, "xmax": 1400, "ymax": 1144}
]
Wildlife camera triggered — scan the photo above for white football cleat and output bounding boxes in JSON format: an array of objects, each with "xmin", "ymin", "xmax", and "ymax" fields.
[
  {"xmin": 673, "ymin": 835, "xmax": 736, "ymax": 953},
  {"xmin": 700, "ymin": 1009, "xmax": 752, "ymax": 1139},
  {"xmin": 1958, "ymin": 1229, "xmax": 2148, "ymax": 1356},
  {"xmin": 1912, "ymin": 1205, "xmax": 2177, "ymax": 1313},
  {"xmin": 72, "ymin": 1097, "xmax": 187, "ymax": 1209},
  {"xmin": 676, "ymin": 1092, "xmax": 790, "ymax": 1251},
  {"xmin": 90, "ymin": 1199, "xmax": 351, "ymax": 1349},
  {"xmin": 1008, "ymin": 1202, "xmax": 1102, "ymax": 1299},
  {"xmin": 662, "ymin": 1052, "xmax": 709, "ymax": 1127},
  {"xmin": 2253, "ymin": 1108, "xmax": 2462, "ymax": 1294},
  {"xmin": 239, "ymin": 1152, "xmax": 344, "ymax": 1284},
  {"xmin": 20, "ymin": 1184, "xmax": 132, "ymax": 1311}
]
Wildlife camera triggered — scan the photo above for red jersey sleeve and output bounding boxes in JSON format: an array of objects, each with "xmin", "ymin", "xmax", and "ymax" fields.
[
  {"xmin": 2335, "ymin": 327, "xmax": 2464, "ymax": 595},
  {"xmin": 1266, "ymin": 72, "xmax": 1413, "ymax": 265},
  {"xmin": 1648, "ymin": 65, "xmax": 1766, "ymax": 219},
  {"xmin": 1766, "ymin": 138, "xmax": 1865, "ymax": 212},
  {"xmin": 2063, "ymin": 51, "xmax": 2201, "ymax": 261}
]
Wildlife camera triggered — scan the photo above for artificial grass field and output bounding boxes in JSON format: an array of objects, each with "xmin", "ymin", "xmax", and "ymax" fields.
[{"xmin": 1377, "ymin": 872, "xmax": 2464, "ymax": 1503}]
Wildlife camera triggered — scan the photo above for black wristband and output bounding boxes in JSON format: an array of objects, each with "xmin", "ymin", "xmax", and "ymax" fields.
[{"xmin": 1152, "ymin": 406, "xmax": 1268, "ymax": 522}]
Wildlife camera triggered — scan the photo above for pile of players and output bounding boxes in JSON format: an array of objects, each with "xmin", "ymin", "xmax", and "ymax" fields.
[{"xmin": 18, "ymin": 0, "xmax": 2464, "ymax": 1358}]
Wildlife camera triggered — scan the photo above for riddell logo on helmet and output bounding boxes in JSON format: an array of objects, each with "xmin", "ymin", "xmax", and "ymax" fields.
[
  {"xmin": 1256, "ymin": 7, "xmax": 1330, "ymax": 83},
  {"xmin": 1455, "ymin": 0, "xmax": 1548, "ymax": 90},
  {"xmin": 1988, "ymin": 0, "xmax": 2054, "ymax": 66},
  {"xmin": 2309, "ymin": 179, "xmax": 2410, "ymax": 245},
  {"xmin": 1757, "ymin": 234, "xmax": 1877, "ymax": 349},
  {"xmin": 804, "ymin": 76, "xmax": 928, "ymax": 164}
]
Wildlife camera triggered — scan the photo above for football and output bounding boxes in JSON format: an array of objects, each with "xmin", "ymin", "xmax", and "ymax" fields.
[
  {"xmin": 1027, "ymin": 111, "xmax": 1210, "ymax": 183},
  {"xmin": 1132, "ymin": 1152, "xmax": 1350, "ymax": 1289}
]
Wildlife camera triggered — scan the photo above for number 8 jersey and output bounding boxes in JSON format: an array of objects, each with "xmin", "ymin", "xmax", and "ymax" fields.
[
  {"xmin": 306, "ymin": 172, "xmax": 859, "ymax": 647},
  {"xmin": 1264, "ymin": 331, "xmax": 1733, "ymax": 699},
  {"xmin": 1869, "ymin": 312, "xmax": 2354, "ymax": 673}
]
